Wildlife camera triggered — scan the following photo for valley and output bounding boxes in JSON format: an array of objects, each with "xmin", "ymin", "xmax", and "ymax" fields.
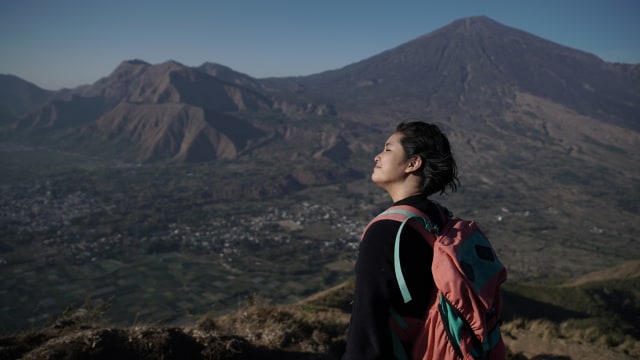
[
  {"xmin": 1, "ymin": 142, "xmax": 638, "ymax": 337},
  {"xmin": 0, "ymin": 147, "xmax": 371, "ymax": 334}
]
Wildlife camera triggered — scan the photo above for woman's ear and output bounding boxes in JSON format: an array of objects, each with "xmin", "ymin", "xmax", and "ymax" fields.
[{"xmin": 405, "ymin": 156, "xmax": 422, "ymax": 173}]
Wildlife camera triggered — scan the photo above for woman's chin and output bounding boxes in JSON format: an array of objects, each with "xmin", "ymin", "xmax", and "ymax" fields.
[{"xmin": 370, "ymin": 173, "xmax": 383, "ymax": 186}]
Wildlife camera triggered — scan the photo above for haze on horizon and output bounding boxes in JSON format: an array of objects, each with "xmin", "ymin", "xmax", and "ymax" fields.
[{"xmin": 1, "ymin": 0, "xmax": 639, "ymax": 91}]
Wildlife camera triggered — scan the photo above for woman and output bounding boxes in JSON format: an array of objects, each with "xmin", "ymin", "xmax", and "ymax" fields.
[{"xmin": 344, "ymin": 121, "xmax": 459, "ymax": 359}]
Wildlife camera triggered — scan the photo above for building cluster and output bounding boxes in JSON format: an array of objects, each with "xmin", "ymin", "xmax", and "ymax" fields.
[
  {"xmin": 1, "ymin": 180, "xmax": 103, "ymax": 233},
  {"xmin": 1, "ymin": 181, "xmax": 367, "ymax": 265},
  {"xmin": 0, "ymin": 180, "xmax": 371, "ymax": 333}
]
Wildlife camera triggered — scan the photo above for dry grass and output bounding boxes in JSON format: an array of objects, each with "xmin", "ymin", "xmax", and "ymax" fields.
[
  {"xmin": 199, "ymin": 294, "xmax": 349, "ymax": 354},
  {"xmin": 2, "ymin": 263, "xmax": 639, "ymax": 359},
  {"xmin": 563, "ymin": 260, "xmax": 640, "ymax": 287},
  {"xmin": 0, "ymin": 293, "xmax": 349, "ymax": 360},
  {"xmin": 503, "ymin": 318, "xmax": 640, "ymax": 359}
]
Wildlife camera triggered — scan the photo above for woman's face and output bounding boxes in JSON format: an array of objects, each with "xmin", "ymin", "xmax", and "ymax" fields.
[{"xmin": 371, "ymin": 132, "xmax": 410, "ymax": 188}]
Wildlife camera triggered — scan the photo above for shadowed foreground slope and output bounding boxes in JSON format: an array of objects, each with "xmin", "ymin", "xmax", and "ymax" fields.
[{"xmin": 2, "ymin": 264, "xmax": 639, "ymax": 360}]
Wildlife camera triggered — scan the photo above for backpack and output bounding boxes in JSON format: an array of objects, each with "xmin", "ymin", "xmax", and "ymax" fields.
[{"xmin": 363, "ymin": 204, "xmax": 507, "ymax": 360}]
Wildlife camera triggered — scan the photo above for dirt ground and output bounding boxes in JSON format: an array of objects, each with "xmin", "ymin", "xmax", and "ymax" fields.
[{"xmin": 504, "ymin": 328, "xmax": 637, "ymax": 360}]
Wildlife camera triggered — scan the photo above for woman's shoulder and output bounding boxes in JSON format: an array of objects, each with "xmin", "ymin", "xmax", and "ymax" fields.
[
  {"xmin": 362, "ymin": 218, "xmax": 403, "ymax": 240},
  {"xmin": 386, "ymin": 196, "xmax": 450, "ymax": 231}
]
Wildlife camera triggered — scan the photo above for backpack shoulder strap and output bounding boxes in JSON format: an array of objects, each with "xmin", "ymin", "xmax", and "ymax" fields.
[
  {"xmin": 362, "ymin": 205, "xmax": 439, "ymax": 244},
  {"xmin": 363, "ymin": 205, "xmax": 439, "ymax": 304}
]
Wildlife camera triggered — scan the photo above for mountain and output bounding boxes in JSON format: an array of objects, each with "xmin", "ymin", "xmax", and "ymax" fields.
[
  {"xmin": 77, "ymin": 59, "xmax": 273, "ymax": 111},
  {"xmin": 263, "ymin": 16, "xmax": 639, "ymax": 130},
  {"xmin": 8, "ymin": 61, "xmax": 266, "ymax": 161},
  {"xmin": 2, "ymin": 16, "xmax": 637, "ymax": 161},
  {"xmin": 5, "ymin": 58, "xmax": 340, "ymax": 162}
]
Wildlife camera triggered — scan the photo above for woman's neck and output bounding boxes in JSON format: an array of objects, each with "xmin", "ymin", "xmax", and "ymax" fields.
[{"xmin": 388, "ymin": 186, "xmax": 423, "ymax": 203}]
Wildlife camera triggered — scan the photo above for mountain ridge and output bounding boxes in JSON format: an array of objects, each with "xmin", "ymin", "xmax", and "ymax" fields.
[{"xmin": 3, "ymin": 16, "xmax": 638, "ymax": 137}]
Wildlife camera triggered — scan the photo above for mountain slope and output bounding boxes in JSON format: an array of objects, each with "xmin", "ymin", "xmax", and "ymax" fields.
[
  {"xmin": 0, "ymin": 75, "xmax": 54, "ymax": 125},
  {"xmin": 80, "ymin": 102, "xmax": 263, "ymax": 162},
  {"xmin": 16, "ymin": 95, "xmax": 107, "ymax": 131}
]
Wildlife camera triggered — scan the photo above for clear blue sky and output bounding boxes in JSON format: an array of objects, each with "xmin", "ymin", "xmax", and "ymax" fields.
[{"xmin": 1, "ymin": 0, "xmax": 638, "ymax": 90}]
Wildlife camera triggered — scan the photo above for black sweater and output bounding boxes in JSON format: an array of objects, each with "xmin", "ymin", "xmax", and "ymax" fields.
[{"xmin": 344, "ymin": 194, "xmax": 446, "ymax": 359}]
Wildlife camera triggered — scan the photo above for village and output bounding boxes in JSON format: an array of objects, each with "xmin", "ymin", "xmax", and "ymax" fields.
[
  {"xmin": 0, "ymin": 178, "xmax": 367, "ymax": 266},
  {"xmin": 0, "ymin": 177, "xmax": 372, "ymax": 333}
]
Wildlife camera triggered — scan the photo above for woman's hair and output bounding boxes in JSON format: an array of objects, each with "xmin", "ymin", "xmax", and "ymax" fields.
[{"xmin": 395, "ymin": 121, "xmax": 460, "ymax": 196}]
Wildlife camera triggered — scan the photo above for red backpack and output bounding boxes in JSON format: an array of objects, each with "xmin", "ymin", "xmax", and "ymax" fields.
[{"xmin": 363, "ymin": 205, "xmax": 507, "ymax": 360}]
